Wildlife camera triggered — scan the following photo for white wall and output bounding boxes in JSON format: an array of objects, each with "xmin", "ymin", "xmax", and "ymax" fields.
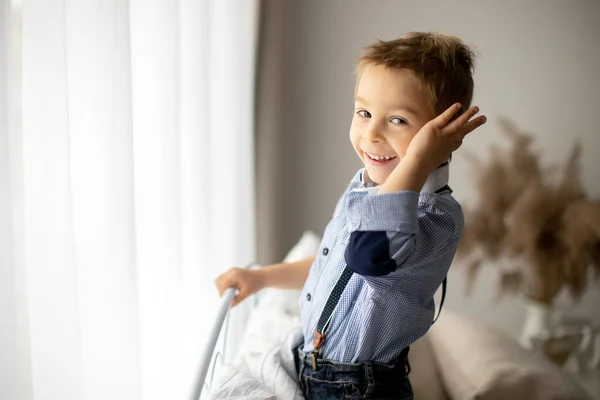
[{"xmin": 275, "ymin": 0, "xmax": 600, "ymax": 338}]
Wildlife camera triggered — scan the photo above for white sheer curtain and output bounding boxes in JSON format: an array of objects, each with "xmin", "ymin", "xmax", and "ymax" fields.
[{"xmin": 0, "ymin": 1, "xmax": 258, "ymax": 399}]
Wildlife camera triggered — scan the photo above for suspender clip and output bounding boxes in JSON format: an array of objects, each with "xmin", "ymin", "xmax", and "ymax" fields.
[{"xmin": 311, "ymin": 330, "xmax": 325, "ymax": 370}]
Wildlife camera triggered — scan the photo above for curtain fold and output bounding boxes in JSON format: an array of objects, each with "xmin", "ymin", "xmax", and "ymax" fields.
[
  {"xmin": 1, "ymin": 0, "xmax": 258, "ymax": 399},
  {"xmin": 255, "ymin": 0, "xmax": 284, "ymax": 266}
]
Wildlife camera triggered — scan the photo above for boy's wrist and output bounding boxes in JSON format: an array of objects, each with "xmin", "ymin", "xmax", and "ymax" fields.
[
  {"xmin": 402, "ymin": 152, "xmax": 436, "ymax": 175},
  {"xmin": 379, "ymin": 155, "xmax": 430, "ymax": 194},
  {"xmin": 254, "ymin": 266, "xmax": 271, "ymax": 290},
  {"xmin": 256, "ymin": 261, "xmax": 289, "ymax": 289}
]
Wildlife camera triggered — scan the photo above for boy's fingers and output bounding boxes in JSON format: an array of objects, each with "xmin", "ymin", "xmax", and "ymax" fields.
[
  {"xmin": 215, "ymin": 271, "xmax": 236, "ymax": 297},
  {"xmin": 459, "ymin": 115, "xmax": 487, "ymax": 136},
  {"xmin": 433, "ymin": 103, "xmax": 461, "ymax": 128},
  {"xmin": 214, "ymin": 275, "xmax": 225, "ymax": 296},
  {"xmin": 217, "ymin": 281, "xmax": 228, "ymax": 297},
  {"xmin": 231, "ymin": 289, "xmax": 248, "ymax": 308},
  {"xmin": 231, "ymin": 296, "xmax": 244, "ymax": 308},
  {"xmin": 231, "ymin": 296, "xmax": 240, "ymax": 308},
  {"xmin": 447, "ymin": 106, "xmax": 479, "ymax": 132}
]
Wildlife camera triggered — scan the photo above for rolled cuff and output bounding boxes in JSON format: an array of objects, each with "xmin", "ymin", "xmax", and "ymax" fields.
[{"xmin": 346, "ymin": 190, "xmax": 419, "ymax": 233}]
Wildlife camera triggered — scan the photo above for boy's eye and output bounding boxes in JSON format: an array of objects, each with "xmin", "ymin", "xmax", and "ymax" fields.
[
  {"xmin": 390, "ymin": 117, "xmax": 407, "ymax": 125},
  {"xmin": 357, "ymin": 110, "xmax": 371, "ymax": 118}
]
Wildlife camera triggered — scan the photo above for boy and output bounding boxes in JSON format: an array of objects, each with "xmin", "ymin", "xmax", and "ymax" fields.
[{"xmin": 216, "ymin": 32, "xmax": 486, "ymax": 399}]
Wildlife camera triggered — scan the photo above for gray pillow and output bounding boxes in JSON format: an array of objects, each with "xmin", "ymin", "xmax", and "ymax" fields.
[
  {"xmin": 409, "ymin": 335, "xmax": 450, "ymax": 400},
  {"xmin": 426, "ymin": 310, "xmax": 592, "ymax": 400}
]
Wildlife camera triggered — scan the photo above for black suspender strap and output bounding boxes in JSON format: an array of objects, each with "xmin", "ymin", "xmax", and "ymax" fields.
[
  {"xmin": 315, "ymin": 267, "xmax": 353, "ymax": 338},
  {"xmin": 311, "ymin": 267, "xmax": 353, "ymax": 369},
  {"xmin": 435, "ymin": 184, "xmax": 452, "ymax": 195},
  {"xmin": 433, "ymin": 276, "xmax": 447, "ymax": 324},
  {"xmin": 310, "ymin": 184, "xmax": 451, "ymax": 370}
]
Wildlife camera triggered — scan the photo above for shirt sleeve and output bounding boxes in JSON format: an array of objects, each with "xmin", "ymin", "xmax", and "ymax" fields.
[{"xmin": 344, "ymin": 189, "xmax": 461, "ymax": 284}]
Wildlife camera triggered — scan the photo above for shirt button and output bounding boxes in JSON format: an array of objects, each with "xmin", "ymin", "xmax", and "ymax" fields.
[
  {"xmin": 322, "ymin": 247, "xmax": 329, "ymax": 256},
  {"xmin": 306, "ymin": 293, "xmax": 312, "ymax": 302}
]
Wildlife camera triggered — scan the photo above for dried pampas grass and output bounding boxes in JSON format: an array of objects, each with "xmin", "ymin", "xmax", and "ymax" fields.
[{"xmin": 457, "ymin": 118, "xmax": 600, "ymax": 304}]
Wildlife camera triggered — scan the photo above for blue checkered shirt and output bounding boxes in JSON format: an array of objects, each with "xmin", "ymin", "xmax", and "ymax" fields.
[{"xmin": 299, "ymin": 167, "xmax": 463, "ymax": 363}]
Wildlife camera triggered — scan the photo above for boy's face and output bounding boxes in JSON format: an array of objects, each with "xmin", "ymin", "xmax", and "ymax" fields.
[{"xmin": 350, "ymin": 65, "xmax": 435, "ymax": 185}]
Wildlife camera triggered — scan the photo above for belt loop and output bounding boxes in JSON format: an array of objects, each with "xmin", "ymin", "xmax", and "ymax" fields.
[{"xmin": 363, "ymin": 362, "xmax": 375, "ymax": 398}]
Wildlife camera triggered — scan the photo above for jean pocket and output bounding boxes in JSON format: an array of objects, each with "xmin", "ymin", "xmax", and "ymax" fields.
[
  {"xmin": 304, "ymin": 374, "xmax": 353, "ymax": 400},
  {"xmin": 343, "ymin": 381, "xmax": 413, "ymax": 400}
]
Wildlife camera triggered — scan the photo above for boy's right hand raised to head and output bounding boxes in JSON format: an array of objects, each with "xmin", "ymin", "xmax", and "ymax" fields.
[
  {"xmin": 406, "ymin": 103, "xmax": 486, "ymax": 172},
  {"xmin": 215, "ymin": 267, "xmax": 265, "ymax": 308},
  {"xmin": 379, "ymin": 103, "xmax": 486, "ymax": 194}
]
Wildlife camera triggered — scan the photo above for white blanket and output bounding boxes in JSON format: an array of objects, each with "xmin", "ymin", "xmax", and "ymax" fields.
[
  {"xmin": 208, "ymin": 290, "xmax": 305, "ymax": 400},
  {"xmin": 209, "ymin": 232, "xmax": 322, "ymax": 400}
]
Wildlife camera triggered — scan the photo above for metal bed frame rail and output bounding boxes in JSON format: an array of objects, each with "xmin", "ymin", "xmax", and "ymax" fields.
[
  {"xmin": 189, "ymin": 286, "xmax": 235, "ymax": 400},
  {"xmin": 189, "ymin": 262, "xmax": 257, "ymax": 400}
]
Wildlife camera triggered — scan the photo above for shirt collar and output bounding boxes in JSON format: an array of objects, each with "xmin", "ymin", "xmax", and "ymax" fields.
[{"xmin": 359, "ymin": 162, "xmax": 449, "ymax": 194}]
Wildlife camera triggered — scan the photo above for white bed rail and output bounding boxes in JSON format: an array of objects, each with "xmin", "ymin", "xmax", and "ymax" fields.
[{"xmin": 189, "ymin": 263, "xmax": 256, "ymax": 400}]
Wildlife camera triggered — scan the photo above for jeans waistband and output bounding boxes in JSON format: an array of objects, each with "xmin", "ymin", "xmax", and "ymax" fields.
[{"xmin": 296, "ymin": 345, "xmax": 410, "ymax": 377}]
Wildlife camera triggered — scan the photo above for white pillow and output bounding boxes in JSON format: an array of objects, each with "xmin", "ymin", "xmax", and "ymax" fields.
[
  {"xmin": 281, "ymin": 230, "xmax": 322, "ymax": 263},
  {"xmin": 257, "ymin": 231, "xmax": 321, "ymax": 316}
]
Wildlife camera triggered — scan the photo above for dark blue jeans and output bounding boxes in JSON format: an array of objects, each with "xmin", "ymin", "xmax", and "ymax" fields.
[{"xmin": 294, "ymin": 345, "xmax": 413, "ymax": 400}]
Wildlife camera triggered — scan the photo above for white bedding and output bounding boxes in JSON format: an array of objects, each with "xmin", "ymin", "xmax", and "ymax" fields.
[
  {"xmin": 208, "ymin": 231, "xmax": 322, "ymax": 400},
  {"xmin": 208, "ymin": 292, "xmax": 305, "ymax": 400}
]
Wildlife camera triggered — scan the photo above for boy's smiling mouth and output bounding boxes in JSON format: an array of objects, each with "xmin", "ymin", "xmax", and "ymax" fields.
[{"xmin": 364, "ymin": 151, "xmax": 398, "ymax": 166}]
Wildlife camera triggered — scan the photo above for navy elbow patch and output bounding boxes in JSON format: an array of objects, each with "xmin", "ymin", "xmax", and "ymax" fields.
[{"xmin": 344, "ymin": 231, "xmax": 397, "ymax": 277}]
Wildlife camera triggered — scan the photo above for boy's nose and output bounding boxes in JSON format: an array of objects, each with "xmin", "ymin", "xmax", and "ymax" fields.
[{"xmin": 363, "ymin": 124, "xmax": 382, "ymax": 142}]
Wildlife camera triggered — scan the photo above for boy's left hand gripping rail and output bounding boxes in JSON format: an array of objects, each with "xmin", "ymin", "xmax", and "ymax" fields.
[{"xmin": 189, "ymin": 262, "xmax": 255, "ymax": 400}]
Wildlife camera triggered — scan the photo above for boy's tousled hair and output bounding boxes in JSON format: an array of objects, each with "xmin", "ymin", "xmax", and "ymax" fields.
[{"xmin": 357, "ymin": 32, "xmax": 476, "ymax": 116}]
